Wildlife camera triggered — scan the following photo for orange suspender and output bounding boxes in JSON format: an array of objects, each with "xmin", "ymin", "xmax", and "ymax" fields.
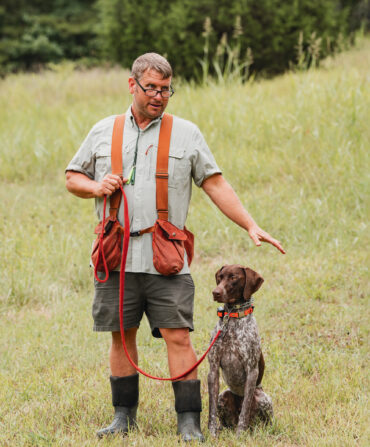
[
  {"xmin": 155, "ymin": 113, "xmax": 173, "ymax": 221},
  {"xmin": 109, "ymin": 114, "xmax": 125, "ymax": 218},
  {"xmin": 110, "ymin": 113, "xmax": 172, "ymax": 221}
]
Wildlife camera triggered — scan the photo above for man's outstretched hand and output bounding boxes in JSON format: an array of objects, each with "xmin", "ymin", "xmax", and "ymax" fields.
[{"xmin": 248, "ymin": 224, "xmax": 286, "ymax": 254}]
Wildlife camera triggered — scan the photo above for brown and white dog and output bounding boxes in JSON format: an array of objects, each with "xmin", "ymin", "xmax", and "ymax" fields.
[{"xmin": 208, "ymin": 265, "xmax": 273, "ymax": 437}]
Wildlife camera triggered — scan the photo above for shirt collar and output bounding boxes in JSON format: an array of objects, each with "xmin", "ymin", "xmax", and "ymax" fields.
[{"xmin": 125, "ymin": 106, "xmax": 163, "ymax": 132}]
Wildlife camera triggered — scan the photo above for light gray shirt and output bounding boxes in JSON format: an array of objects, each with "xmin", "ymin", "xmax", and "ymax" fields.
[{"xmin": 66, "ymin": 106, "xmax": 221, "ymax": 274}]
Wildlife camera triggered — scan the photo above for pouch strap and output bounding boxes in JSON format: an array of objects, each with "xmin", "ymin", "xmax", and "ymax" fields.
[
  {"xmin": 129, "ymin": 225, "xmax": 155, "ymax": 237},
  {"xmin": 156, "ymin": 113, "xmax": 173, "ymax": 221},
  {"xmin": 109, "ymin": 114, "xmax": 126, "ymax": 218}
]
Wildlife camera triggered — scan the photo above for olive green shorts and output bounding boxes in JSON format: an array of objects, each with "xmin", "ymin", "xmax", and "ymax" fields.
[{"xmin": 93, "ymin": 272, "xmax": 195, "ymax": 338}]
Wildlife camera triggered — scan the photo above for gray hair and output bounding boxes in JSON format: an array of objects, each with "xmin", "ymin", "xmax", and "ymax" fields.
[{"xmin": 131, "ymin": 53, "xmax": 172, "ymax": 80}]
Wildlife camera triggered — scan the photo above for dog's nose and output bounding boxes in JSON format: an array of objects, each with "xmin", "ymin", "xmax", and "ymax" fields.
[{"xmin": 212, "ymin": 288, "xmax": 221, "ymax": 300}]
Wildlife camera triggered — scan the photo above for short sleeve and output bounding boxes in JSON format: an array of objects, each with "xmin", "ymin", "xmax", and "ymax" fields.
[
  {"xmin": 190, "ymin": 126, "xmax": 222, "ymax": 187},
  {"xmin": 65, "ymin": 128, "xmax": 96, "ymax": 179}
]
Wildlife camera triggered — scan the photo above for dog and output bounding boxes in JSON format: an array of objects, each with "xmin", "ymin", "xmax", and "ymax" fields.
[{"xmin": 207, "ymin": 264, "xmax": 273, "ymax": 437}]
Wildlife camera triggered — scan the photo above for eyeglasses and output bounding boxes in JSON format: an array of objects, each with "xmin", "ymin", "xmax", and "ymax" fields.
[{"xmin": 134, "ymin": 78, "xmax": 174, "ymax": 98}]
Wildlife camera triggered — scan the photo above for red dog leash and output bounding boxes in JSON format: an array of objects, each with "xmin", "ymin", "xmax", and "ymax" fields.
[{"xmin": 95, "ymin": 186, "xmax": 222, "ymax": 381}]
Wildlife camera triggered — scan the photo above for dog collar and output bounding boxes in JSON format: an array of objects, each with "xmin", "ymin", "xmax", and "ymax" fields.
[{"xmin": 217, "ymin": 299, "xmax": 254, "ymax": 320}]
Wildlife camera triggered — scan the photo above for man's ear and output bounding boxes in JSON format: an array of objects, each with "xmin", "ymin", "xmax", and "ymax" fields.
[
  {"xmin": 128, "ymin": 77, "xmax": 136, "ymax": 94},
  {"xmin": 215, "ymin": 265, "xmax": 225, "ymax": 283},
  {"xmin": 243, "ymin": 268, "xmax": 264, "ymax": 300}
]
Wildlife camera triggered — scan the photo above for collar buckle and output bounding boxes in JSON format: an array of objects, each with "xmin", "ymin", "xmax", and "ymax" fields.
[{"xmin": 217, "ymin": 306, "xmax": 225, "ymax": 320}]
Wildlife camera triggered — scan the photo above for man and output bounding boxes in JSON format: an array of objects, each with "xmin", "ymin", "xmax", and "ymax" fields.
[{"xmin": 65, "ymin": 53, "xmax": 285, "ymax": 442}]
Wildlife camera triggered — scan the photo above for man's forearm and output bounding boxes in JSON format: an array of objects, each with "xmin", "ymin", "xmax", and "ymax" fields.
[
  {"xmin": 65, "ymin": 171, "xmax": 99, "ymax": 198},
  {"xmin": 66, "ymin": 171, "xmax": 124, "ymax": 198},
  {"xmin": 201, "ymin": 174, "xmax": 256, "ymax": 231}
]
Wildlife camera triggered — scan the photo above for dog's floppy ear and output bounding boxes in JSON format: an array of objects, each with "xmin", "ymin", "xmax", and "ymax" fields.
[
  {"xmin": 215, "ymin": 265, "xmax": 225, "ymax": 283},
  {"xmin": 243, "ymin": 268, "xmax": 264, "ymax": 300}
]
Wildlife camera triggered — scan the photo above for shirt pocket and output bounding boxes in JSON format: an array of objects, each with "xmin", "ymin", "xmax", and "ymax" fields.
[
  {"xmin": 168, "ymin": 148, "xmax": 191, "ymax": 189},
  {"xmin": 94, "ymin": 147, "xmax": 111, "ymax": 182}
]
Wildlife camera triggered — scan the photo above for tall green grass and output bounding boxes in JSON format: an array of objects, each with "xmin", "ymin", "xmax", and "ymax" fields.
[{"xmin": 0, "ymin": 40, "xmax": 368, "ymax": 446}]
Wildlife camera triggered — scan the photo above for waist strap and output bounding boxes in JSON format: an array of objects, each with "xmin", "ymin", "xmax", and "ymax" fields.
[{"xmin": 130, "ymin": 226, "xmax": 155, "ymax": 237}]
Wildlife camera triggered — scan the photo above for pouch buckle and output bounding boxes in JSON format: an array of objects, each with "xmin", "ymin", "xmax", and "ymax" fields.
[{"xmin": 130, "ymin": 230, "xmax": 141, "ymax": 237}]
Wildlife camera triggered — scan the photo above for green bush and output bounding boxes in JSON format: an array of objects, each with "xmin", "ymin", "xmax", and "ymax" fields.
[
  {"xmin": 1, "ymin": 0, "xmax": 367, "ymax": 77},
  {"xmin": 97, "ymin": 0, "xmax": 363, "ymax": 80},
  {"xmin": 0, "ymin": 0, "xmax": 99, "ymax": 75}
]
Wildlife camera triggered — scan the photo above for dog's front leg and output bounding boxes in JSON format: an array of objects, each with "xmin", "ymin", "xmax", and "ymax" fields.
[
  {"xmin": 236, "ymin": 367, "xmax": 258, "ymax": 436},
  {"xmin": 207, "ymin": 365, "xmax": 220, "ymax": 437}
]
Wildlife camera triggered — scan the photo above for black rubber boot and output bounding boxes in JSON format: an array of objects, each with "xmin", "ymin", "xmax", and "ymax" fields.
[
  {"xmin": 172, "ymin": 380, "xmax": 205, "ymax": 442},
  {"xmin": 97, "ymin": 374, "xmax": 139, "ymax": 439}
]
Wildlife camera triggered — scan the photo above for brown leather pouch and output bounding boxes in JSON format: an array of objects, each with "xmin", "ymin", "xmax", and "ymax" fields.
[
  {"xmin": 152, "ymin": 219, "xmax": 194, "ymax": 276},
  {"xmin": 91, "ymin": 216, "xmax": 124, "ymax": 272}
]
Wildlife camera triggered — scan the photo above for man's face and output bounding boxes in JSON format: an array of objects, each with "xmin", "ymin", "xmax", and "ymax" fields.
[{"xmin": 129, "ymin": 69, "xmax": 171, "ymax": 121}]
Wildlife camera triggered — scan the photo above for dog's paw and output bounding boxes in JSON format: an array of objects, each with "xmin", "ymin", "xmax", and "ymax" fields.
[{"xmin": 236, "ymin": 423, "xmax": 248, "ymax": 438}]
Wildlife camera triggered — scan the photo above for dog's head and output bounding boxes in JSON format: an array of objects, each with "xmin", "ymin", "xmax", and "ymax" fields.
[{"xmin": 212, "ymin": 264, "xmax": 264, "ymax": 305}]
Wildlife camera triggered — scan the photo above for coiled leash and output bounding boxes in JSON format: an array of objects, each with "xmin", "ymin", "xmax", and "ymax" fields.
[{"xmin": 94, "ymin": 185, "xmax": 222, "ymax": 381}]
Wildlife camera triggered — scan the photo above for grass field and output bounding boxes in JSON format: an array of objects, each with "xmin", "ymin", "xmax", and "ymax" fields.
[{"xmin": 0, "ymin": 39, "xmax": 369, "ymax": 446}]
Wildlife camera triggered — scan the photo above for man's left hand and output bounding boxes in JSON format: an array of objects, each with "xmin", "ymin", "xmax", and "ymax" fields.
[{"xmin": 248, "ymin": 224, "xmax": 286, "ymax": 254}]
